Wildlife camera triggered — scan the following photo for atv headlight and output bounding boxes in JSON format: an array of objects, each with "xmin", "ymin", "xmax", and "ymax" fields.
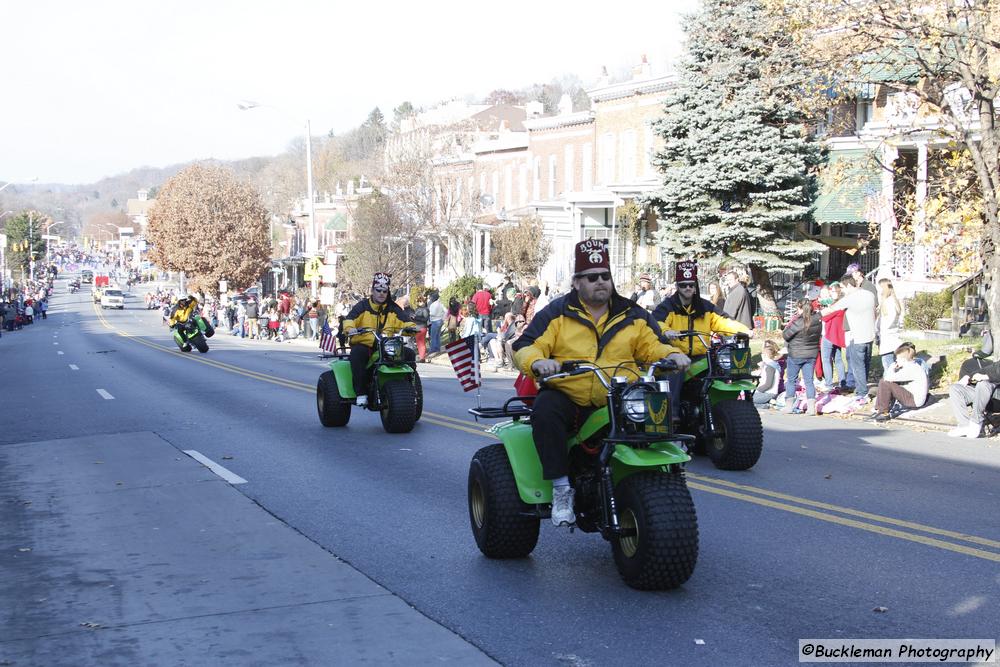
[
  {"xmin": 716, "ymin": 349, "xmax": 732, "ymax": 371},
  {"xmin": 383, "ymin": 339, "xmax": 403, "ymax": 361},
  {"xmin": 622, "ymin": 386, "xmax": 649, "ymax": 423}
]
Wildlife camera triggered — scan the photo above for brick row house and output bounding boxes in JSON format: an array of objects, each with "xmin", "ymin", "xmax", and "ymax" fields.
[{"xmin": 420, "ymin": 61, "xmax": 674, "ymax": 288}]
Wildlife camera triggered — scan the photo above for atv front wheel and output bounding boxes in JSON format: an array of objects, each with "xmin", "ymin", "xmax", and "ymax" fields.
[
  {"xmin": 708, "ymin": 399, "xmax": 763, "ymax": 470},
  {"xmin": 612, "ymin": 472, "xmax": 698, "ymax": 590},
  {"xmin": 317, "ymin": 371, "xmax": 351, "ymax": 427},
  {"xmin": 468, "ymin": 444, "xmax": 539, "ymax": 558},
  {"xmin": 380, "ymin": 379, "xmax": 417, "ymax": 433}
]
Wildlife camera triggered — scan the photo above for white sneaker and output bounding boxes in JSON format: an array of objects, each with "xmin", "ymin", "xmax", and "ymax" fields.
[
  {"xmin": 947, "ymin": 426, "xmax": 968, "ymax": 438},
  {"xmin": 550, "ymin": 485, "xmax": 575, "ymax": 526},
  {"xmin": 355, "ymin": 395, "xmax": 368, "ymax": 407},
  {"xmin": 964, "ymin": 422, "xmax": 982, "ymax": 438}
]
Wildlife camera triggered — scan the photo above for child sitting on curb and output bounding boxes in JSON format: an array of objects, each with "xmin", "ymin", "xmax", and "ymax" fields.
[{"xmin": 752, "ymin": 339, "xmax": 784, "ymax": 407}]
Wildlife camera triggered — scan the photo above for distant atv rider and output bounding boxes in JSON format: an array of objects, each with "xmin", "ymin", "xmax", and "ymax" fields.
[
  {"xmin": 512, "ymin": 239, "xmax": 691, "ymax": 527},
  {"xmin": 168, "ymin": 294, "xmax": 201, "ymax": 352},
  {"xmin": 652, "ymin": 261, "xmax": 751, "ymax": 418},
  {"xmin": 343, "ymin": 272, "xmax": 418, "ymax": 407}
]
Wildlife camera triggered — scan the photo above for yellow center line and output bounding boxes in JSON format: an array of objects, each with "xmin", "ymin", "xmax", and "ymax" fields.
[
  {"xmin": 688, "ymin": 473, "xmax": 1000, "ymax": 550},
  {"xmin": 94, "ymin": 304, "xmax": 1000, "ymax": 561},
  {"xmin": 686, "ymin": 481, "xmax": 1000, "ymax": 563}
]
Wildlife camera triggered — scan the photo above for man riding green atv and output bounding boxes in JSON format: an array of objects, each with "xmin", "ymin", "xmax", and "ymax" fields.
[
  {"xmin": 651, "ymin": 261, "xmax": 762, "ymax": 470},
  {"xmin": 316, "ymin": 272, "xmax": 422, "ymax": 433},
  {"xmin": 466, "ymin": 239, "xmax": 698, "ymax": 590}
]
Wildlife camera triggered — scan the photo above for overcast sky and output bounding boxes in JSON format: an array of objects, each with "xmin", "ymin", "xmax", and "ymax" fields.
[{"xmin": 2, "ymin": 0, "xmax": 700, "ymax": 185}]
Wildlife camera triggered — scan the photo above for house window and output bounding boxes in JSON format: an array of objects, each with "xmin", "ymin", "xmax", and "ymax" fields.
[
  {"xmin": 601, "ymin": 132, "xmax": 616, "ymax": 184},
  {"xmin": 533, "ymin": 156, "xmax": 541, "ymax": 201},
  {"xmin": 857, "ymin": 100, "xmax": 874, "ymax": 131},
  {"xmin": 564, "ymin": 145, "xmax": 575, "ymax": 192},
  {"xmin": 644, "ymin": 127, "xmax": 655, "ymax": 176},
  {"xmin": 622, "ymin": 130, "xmax": 637, "ymax": 181},
  {"xmin": 548, "ymin": 155, "xmax": 558, "ymax": 199},
  {"xmin": 504, "ymin": 165, "xmax": 513, "ymax": 210},
  {"xmin": 582, "ymin": 142, "xmax": 593, "ymax": 190},
  {"xmin": 519, "ymin": 164, "xmax": 528, "ymax": 207}
]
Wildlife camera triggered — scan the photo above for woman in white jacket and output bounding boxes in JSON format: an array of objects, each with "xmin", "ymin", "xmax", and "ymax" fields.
[
  {"xmin": 877, "ymin": 278, "xmax": 903, "ymax": 370},
  {"xmin": 870, "ymin": 343, "xmax": 928, "ymax": 421}
]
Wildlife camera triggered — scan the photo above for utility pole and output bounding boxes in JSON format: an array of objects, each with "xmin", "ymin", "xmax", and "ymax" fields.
[{"xmin": 28, "ymin": 211, "xmax": 34, "ymax": 282}]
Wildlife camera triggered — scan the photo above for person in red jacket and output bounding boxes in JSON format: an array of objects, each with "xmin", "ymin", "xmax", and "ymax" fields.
[{"xmin": 819, "ymin": 282, "xmax": 849, "ymax": 392}]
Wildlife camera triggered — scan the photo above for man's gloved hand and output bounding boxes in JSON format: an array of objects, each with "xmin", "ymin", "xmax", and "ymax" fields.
[
  {"xmin": 662, "ymin": 330, "xmax": 682, "ymax": 340},
  {"xmin": 666, "ymin": 352, "xmax": 692, "ymax": 370},
  {"xmin": 531, "ymin": 359, "xmax": 561, "ymax": 378},
  {"xmin": 347, "ymin": 328, "xmax": 359, "ymax": 336}
]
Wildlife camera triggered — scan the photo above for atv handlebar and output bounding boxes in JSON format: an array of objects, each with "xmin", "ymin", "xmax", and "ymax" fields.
[{"xmin": 540, "ymin": 357, "xmax": 682, "ymax": 389}]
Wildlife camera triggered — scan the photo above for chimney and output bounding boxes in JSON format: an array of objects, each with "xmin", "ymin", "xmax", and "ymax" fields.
[
  {"xmin": 138, "ymin": 189, "xmax": 148, "ymax": 201},
  {"xmin": 633, "ymin": 54, "xmax": 652, "ymax": 80},
  {"xmin": 597, "ymin": 65, "xmax": 610, "ymax": 87}
]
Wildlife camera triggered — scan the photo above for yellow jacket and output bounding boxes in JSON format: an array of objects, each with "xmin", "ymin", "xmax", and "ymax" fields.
[
  {"xmin": 652, "ymin": 294, "xmax": 749, "ymax": 357},
  {"xmin": 168, "ymin": 299, "xmax": 198, "ymax": 327},
  {"xmin": 342, "ymin": 297, "xmax": 417, "ymax": 348},
  {"xmin": 513, "ymin": 291, "xmax": 684, "ymax": 408}
]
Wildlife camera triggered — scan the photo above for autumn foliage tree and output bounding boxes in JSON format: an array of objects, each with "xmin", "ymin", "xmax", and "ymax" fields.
[
  {"xmin": 491, "ymin": 216, "xmax": 551, "ymax": 284},
  {"xmin": 341, "ymin": 189, "xmax": 411, "ymax": 291},
  {"xmin": 146, "ymin": 164, "xmax": 270, "ymax": 294}
]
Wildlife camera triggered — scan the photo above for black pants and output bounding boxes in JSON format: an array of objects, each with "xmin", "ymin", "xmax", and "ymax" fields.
[
  {"xmin": 350, "ymin": 345, "xmax": 373, "ymax": 395},
  {"xmin": 350, "ymin": 344, "xmax": 417, "ymax": 395},
  {"xmin": 531, "ymin": 389, "xmax": 596, "ymax": 480}
]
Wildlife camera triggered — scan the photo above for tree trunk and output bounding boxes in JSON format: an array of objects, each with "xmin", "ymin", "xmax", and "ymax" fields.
[{"xmin": 749, "ymin": 264, "xmax": 779, "ymax": 317}]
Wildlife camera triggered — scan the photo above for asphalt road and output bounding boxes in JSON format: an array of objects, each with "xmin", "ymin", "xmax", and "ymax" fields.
[{"xmin": 4, "ymin": 279, "xmax": 1000, "ymax": 666}]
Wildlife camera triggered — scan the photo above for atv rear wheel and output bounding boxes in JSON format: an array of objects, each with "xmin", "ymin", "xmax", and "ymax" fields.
[
  {"xmin": 191, "ymin": 334, "xmax": 209, "ymax": 353},
  {"xmin": 468, "ymin": 444, "xmax": 539, "ymax": 558},
  {"xmin": 379, "ymin": 379, "xmax": 417, "ymax": 433},
  {"xmin": 413, "ymin": 373, "xmax": 423, "ymax": 421},
  {"xmin": 317, "ymin": 371, "xmax": 351, "ymax": 427},
  {"xmin": 612, "ymin": 472, "xmax": 698, "ymax": 590},
  {"xmin": 708, "ymin": 399, "xmax": 763, "ymax": 470}
]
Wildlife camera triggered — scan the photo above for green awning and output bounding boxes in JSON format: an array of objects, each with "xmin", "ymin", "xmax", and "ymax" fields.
[
  {"xmin": 813, "ymin": 149, "xmax": 882, "ymax": 225},
  {"xmin": 324, "ymin": 213, "xmax": 348, "ymax": 231}
]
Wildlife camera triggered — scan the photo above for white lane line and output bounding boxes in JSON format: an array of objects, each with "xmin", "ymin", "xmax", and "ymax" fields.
[
  {"xmin": 69, "ymin": 364, "xmax": 79, "ymax": 370},
  {"xmin": 57, "ymin": 351, "xmax": 64, "ymax": 355},
  {"xmin": 96, "ymin": 389, "xmax": 115, "ymax": 400},
  {"xmin": 183, "ymin": 450, "xmax": 248, "ymax": 485}
]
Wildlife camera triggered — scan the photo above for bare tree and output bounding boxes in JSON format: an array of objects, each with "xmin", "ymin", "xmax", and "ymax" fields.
[{"xmin": 491, "ymin": 216, "xmax": 551, "ymax": 283}]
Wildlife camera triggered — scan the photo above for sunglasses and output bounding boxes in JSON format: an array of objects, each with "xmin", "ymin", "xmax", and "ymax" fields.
[
  {"xmin": 677, "ymin": 282, "xmax": 696, "ymax": 289},
  {"xmin": 579, "ymin": 271, "xmax": 612, "ymax": 283},
  {"xmin": 515, "ymin": 319, "xmax": 526, "ymax": 324},
  {"xmin": 373, "ymin": 288, "xmax": 388, "ymax": 294}
]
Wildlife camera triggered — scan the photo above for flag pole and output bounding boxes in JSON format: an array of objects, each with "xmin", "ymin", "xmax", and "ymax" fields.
[{"xmin": 474, "ymin": 330, "xmax": 482, "ymax": 409}]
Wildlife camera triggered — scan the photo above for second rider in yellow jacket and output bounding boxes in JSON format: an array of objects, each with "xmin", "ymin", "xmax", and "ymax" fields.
[{"xmin": 343, "ymin": 272, "xmax": 418, "ymax": 407}]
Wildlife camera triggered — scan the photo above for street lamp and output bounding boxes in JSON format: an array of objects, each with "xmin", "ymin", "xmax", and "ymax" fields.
[
  {"xmin": 45, "ymin": 220, "xmax": 65, "ymax": 262},
  {"xmin": 238, "ymin": 100, "xmax": 318, "ymax": 294}
]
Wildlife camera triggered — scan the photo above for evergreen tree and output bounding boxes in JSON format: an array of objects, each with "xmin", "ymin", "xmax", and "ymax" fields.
[{"xmin": 646, "ymin": 0, "xmax": 824, "ymax": 314}]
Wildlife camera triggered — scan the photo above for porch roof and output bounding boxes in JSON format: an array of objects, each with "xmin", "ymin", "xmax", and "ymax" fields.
[{"xmin": 813, "ymin": 149, "xmax": 881, "ymax": 225}]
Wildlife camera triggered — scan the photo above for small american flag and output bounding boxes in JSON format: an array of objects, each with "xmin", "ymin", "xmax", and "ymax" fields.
[
  {"xmin": 444, "ymin": 335, "xmax": 480, "ymax": 392},
  {"xmin": 319, "ymin": 320, "xmax": 337, "ymax": 353}
]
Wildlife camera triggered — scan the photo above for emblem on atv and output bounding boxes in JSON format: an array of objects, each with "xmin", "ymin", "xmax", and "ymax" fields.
[
  {"xmin": 644, "ymin": 393, "xmax": 670, "ymax": 434},
  {"xmin": 732, "ymin": 349, "xmax": 750, "ymax": 370}
]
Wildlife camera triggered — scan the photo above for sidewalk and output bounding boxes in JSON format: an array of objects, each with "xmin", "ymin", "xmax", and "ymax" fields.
[{"xmin": 0, "ymin": 432, "xmax": 494, "ymax": 665}]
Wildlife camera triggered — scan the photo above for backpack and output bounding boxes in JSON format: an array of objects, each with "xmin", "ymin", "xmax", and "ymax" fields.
[{"xmin": 510, "ymin": 293, "xmax": 526, "ymax": 317}]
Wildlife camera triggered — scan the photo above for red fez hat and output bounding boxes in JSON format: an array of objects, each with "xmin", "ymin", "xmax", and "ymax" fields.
[
  {"xmin": 674, "ymin": 261, "xmax": 698, "ymax": 283},
  {"xmin": 574, "ymin": 238, "xmax": 610, "ymax": 275}
]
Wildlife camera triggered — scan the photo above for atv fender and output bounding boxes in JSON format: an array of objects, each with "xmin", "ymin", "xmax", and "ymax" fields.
[
  {"xmin": 708, "ymin": 379, "xmax": 756, "ymax": 403},
  {"xmin": 611, "ymin": 443, "xmax": 690, "ymax": 484},
  {"xmin": 329, "ymin": 359, "xmax": 356, "ymax": 399},
  {"xmin": 684, "ymin": 357, "xmax": 710, "ymax": 382},
  {"xmin": 491, "ymin": 420, "xmax": 550, "ymax": 505}
]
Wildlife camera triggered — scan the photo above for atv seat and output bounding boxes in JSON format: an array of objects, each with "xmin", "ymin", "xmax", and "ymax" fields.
[{"xmin": 469, "ymin": 396, "xmax": 534, "ymax": 421}]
